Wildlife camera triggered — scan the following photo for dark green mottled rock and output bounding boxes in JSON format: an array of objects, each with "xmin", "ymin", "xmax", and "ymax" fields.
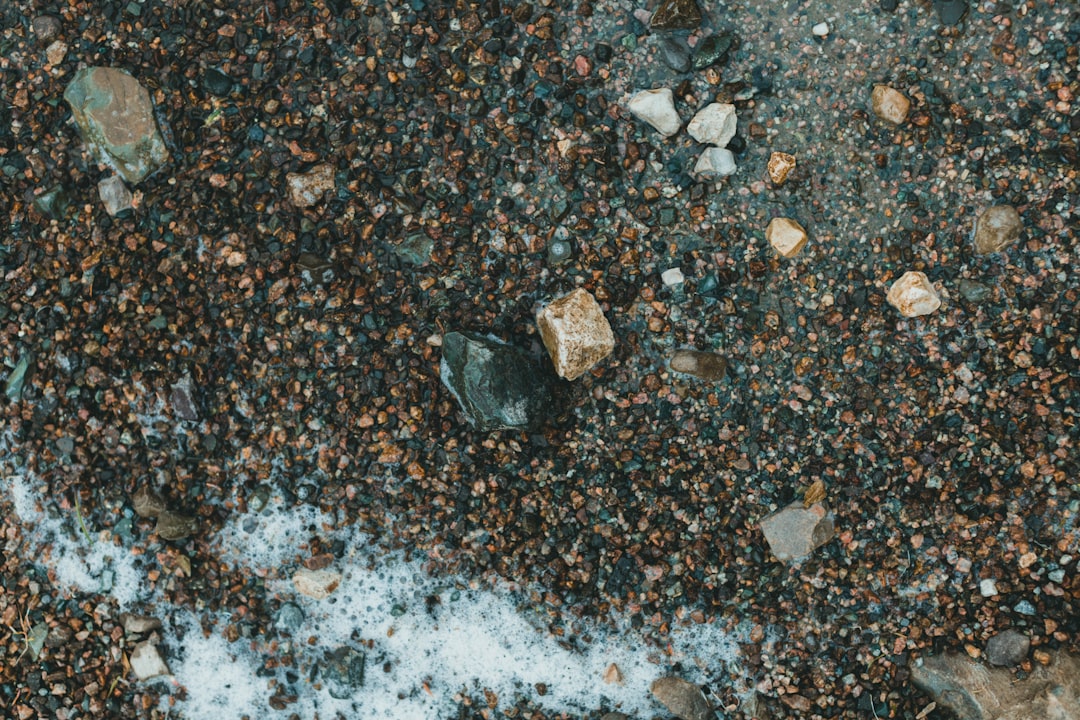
[
  {"xmin": 394, "ymin": 233, "xmax": 434, "ymax": 266},
  {"xmin": 692, "ymin": 32, "xmax": 738, "ymax": 70},
  {"xmin": 64, "ymin": 67, "xmax": 170, "ymax": 184},
  {"xmin": 154, "ymin": 510, "xmax": 198, "ymax": 540},
  {"xmin": 935, "ymin": 0, "xmax": 967, "ymax": 25},
  {"xmin": 33, "ymin": 185, "xmax": 71, "ymax": 219},
  {"xmin": 650, "ymin": 0, "xmax": 702, "ymax": 30},
  {"xmin": 201, "ymin": 67, "xmax": 233, "ymax": 96},
  {"xmin": 440, "ymin": 332, "xmax": 551, "ymax": 432},
  {"xmin": 957, "ymin": 279, "xmax": 992, "ymax": 303}
]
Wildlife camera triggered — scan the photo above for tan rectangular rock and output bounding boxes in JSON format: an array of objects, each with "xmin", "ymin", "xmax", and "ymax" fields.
[{"xmin": 536, "ymin": 288, "xmax": 614, "ymax": 380}]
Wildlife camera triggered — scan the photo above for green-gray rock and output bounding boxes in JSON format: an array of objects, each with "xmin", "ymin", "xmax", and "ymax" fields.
[
  {"xmin": 439, "ymin": 331, "xmax": 551, "ymax": 432},
  {"xmin": 692, "ymin": 32, "xmax": 738, "ymax": 70},
  {"xmin": 64, "ymin": 67, "xmax": 170, "ymax": 184},
  {"xmin": 32, "ymin": 185, "xmax": 71, "ymax": 220}
]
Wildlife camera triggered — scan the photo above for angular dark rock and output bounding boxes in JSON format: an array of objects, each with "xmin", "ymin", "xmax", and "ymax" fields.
[
  {"xmin": 650, "ymin": 0, "xmax": 703, "ymax": 30},
  {"xmin": 692, "ymin": 32, "xmax": 738, "ymax": 71},
  {"xmin": 439, "ymin": 331, "xmax": 552, "ymax": 432},
  {"xmin": 322, "ymin": 646, "xmax": 366, "ymax": 699}
]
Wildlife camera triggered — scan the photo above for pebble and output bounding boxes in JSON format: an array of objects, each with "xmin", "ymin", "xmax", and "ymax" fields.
[
  {"xmin": 812, "ymin": 22, "xmax": 830, "ymax": 37},
  {"xmin": 669, "ymin": 350, "xmax": 727, "ymax": 380},
  {"xmin": 63, "ymin": 67, "xmax": 171, "ymax": 184},
  {"xmin": 274, "ymin": 602, "xmax": 305, "ymax": 633},
  {"xmin": 957, "ymin": 278, "xmax": 992, "ymax": 303},
  {"xmin": 973, "ymin": 204, "xmax": 1023, "ymax": 255},
  {"xmin": 870, "ymin": 84, "xmax": 911, "ymax": 125},
  {"xmin": 547, "ymin": 238, "xmax": 573, "ymax": 265},
  {"xmin": 536, "ymin": 288, "xmax": 615, "ymax": 381},
  {"xmin": 31, "ymin": 15, "xmax": 62, "ymax": 43},
  {"xmin": 766, "ymin": 217, "xmax": 809, "ymax": 258},
  {"xmin": 439, "ymin": 331, "xmax": 551, "ymax": 431},
  {"xmin": 692, "ymin": 32, "xmax": 738, "ymax": 70},
  {"xmin": 650, "ymin": 677, "xmax": 713, "ymax": 720},
  {"xmin": 120, "ymin": 614, "xmax": 162, "ymax": 636},
  {"xmin": 686, "ymin": 103, "xmax": 737, "ymax": 147},
  {"xmin": 935, "ymin": 0, "xmax": 968, "ymax": 25},
  {"xmin": 657, "ymin": 36, "xmax": 692, "ymax": 73},
  {"xmin": 98, "ymin": 175, "xmax": 133, "ymax": 216},
  {"xmin": 292, "ymin": 567, "xmax": 341, "ymax": 600},
  {"xmin": 321, "ymin": 646, "xmax": 366, "ymax": 699},
  {"xmin": 130, "ymin": 641, "xmax": 170, "ymax": 681},
  {"xmin": 286, "ymin": 163, "xmax": 336, "ymax": 208},
  {"xmin": 979, "ymin": 578, "xmax": 998, "ymax": 597},
  {"xmin": 662, "ymin": 268, "xmax": 685, "ymax": 287},
  {"xmin": 45, "ymin": 40, "xmax": 67, "ymax": 66},
  {"xmin": 767, "ymin": 151, "xmax": 796, "ymax": 185},
  {"xmin": 154, "ymin": 511, "xmax": 199, "ymax": 541},
  {"xmin": 649, "ymin": 0, "xmax": 703, "ymax": 30},
  {"xmin": 626, "ymin": 88, "xmax": 682, "ymax": 138},
  {"xmin": 759, "ymin": 501, "xmax": 836, "ymax": 563},
  {"xmin": 886, "ymin": 271, "xmax": 941, "ymax": 317},
  {"xmin": 985, "ymin": 630, "xmax": 1030, "ymax": 666},
  {"xmin": 693, "ymin": 147, "xmax": 737, "ymax": 178}
]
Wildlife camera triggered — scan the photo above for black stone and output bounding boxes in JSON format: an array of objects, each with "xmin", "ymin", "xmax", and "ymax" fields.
[
  {"xmin": 202, "ymin": 67, "xmax": 233, "ymax": 96},
  {"xmin": 693, "ymin": 33, "xmax": 738, "ymax": 71},
  {"xmin": 440, "ymin": 332, "xmax": 552, "ymax": 432},
  {"xmin": 650, "ymin": 0, "xmax": 702, "ymax": 30}
]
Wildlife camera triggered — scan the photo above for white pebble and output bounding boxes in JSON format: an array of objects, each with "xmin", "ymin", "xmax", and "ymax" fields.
[
  {"xmin": 980, "ymin": 578, "xmax": 999, "ymax": 597},
  {"xmin": 812, "ymin": 22, "xmax": 830, "ymax": 37},
  {"xmin": 661, "ymin": 268, "xmax": 685, "ymax": 287}
]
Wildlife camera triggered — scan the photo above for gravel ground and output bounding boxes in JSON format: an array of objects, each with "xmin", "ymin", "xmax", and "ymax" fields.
[{"xmin": 1, "ymin": 0, "xmax": 1077, "ymax": 718}]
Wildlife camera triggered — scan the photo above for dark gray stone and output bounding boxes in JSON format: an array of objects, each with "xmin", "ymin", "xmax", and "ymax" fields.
[
  {"xmin": 692, "ymin": 33, "xmax": 738, "ymax": 71},
  {"xmin": 658, "ymin": 36, "xmax": 692, "ymax": 73},
  {"xmin": 439, "ymin": 332, "xmax": 551, "ymax": 432},
  {"xmin": 650, "ymin": 0, "xmax": 702, "ymax": 30},
  {"xmin": 275, "ymin": 602, "xmax": 305, "ymax": 634},
  {"xmin": 985, "ymin": 630, "xmax": 1030, "ymax": 666},
  {"xmin": 936, "ymin": 0, "xmax": 967, "ymax": 25}
]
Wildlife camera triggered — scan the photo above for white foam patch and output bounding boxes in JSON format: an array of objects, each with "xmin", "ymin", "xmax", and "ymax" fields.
[
  {"xmin": 5, "ymin": 472, "xmax": 148, "ymax": 609},
  {"xmin": 3, "ymin": 468, "xmax": 759, "ymax": 719}
]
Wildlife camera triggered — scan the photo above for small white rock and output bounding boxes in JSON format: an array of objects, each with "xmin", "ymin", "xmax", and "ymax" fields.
[
  {"xmin": 693, "ymin": 147, "xmax": 737, "ymax": 178},
  {"xmin": 130, "ymin": 641, "xmax": 170, "ymax": 680},
  {"xmin": 661, "ymin": 268, "xmax": 685, "ymax": 287},
  {"xmin": 293, "ymin": 567, "xmax": 341, "ymax": 600},
  {"xmin": 812, "ymin": 22, "xmax": 830, "ymax": 37},
  {"xmin": 886, "ymin": 271, "xmax": 941, "ymax": 317},
  {"xmin": 46, "ymin": 40, "xmax": 68, "ymax": 66},
  {"xmin": 871, "ymin": 84, "xmax": 911, "ymax": 125},
  {"xmin": 980, "ymin": 578, "xmax": 999, "ymax": 597},
  {"xmin": 626, "ymin": 88, "xmax": 682, "ymax": 137},
  {"xmin": 686, "ymin": 102, "xmax": 737, "ymax": 147},
  {"xmin": 98, "ymin": 175, "xmax": 133, "ymax": 216}
]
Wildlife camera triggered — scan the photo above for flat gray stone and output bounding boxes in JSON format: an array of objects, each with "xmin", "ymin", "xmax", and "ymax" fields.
[
  {"xmin": 985, "ymin": 630, "xmax": 1030, "ymax": 667},
  {"xmin": 759, "ymin": 501, "xmax": 835, "ymax": 563},
  {"xmin": 910, "ymin": 651, "xmax": 1080, "ymax": 720},
  {"xmin": 64, "ymin": 67, "xmax": 170, "ymax": 184},
  {"xmin": 98, "ymin": 175, "xmax": 133, "ymax": 216}
]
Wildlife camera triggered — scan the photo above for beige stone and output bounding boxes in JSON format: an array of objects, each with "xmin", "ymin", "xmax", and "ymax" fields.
[
  {"xmin": 871, "ymin": 84, "xmax": 911, "ymax": 125},
  {"xmin": 973, "ymin": 204, "xmax": 1023, "ymax": 254},
  {"xmin": 536, "ymin": 288, "xmax": 614, "ymax": 380},
  {"xmin": 886, "ymin": 271, "xmax": 941, "ymax": 317},
  {"xmin": 759, "ymin": 501, "xmax": 835, "ymax": 564},
  {"xmin": 766, "ymin": 217, "xmax": 808, "ymax": 258},
  {"xmin": 130, "ymin": 641, "xmax": 170, "ymax": 680},
  {"xmin": 910, "ymin": 651, "xmax": 1080, "ymax": 720},
  {"xmin": 626, "ymin": 88, "xmax": 682, "ymax": 137},
  {"xmin": 669, "ymin": 350, "xmax": 726, "ymax": 380},
  {"xmin": 286, "ymin": 163, "xmax": 336, "ymax": 207},
  {"xmin": 651, "ymin": 677, "xmax": 713, "ymax": 720},
  {"xmin": 767, "ymin": 151, "xmax": 796, "ymax": 185},
  {"xmin": 686, "ymin": 102, "xmax": 737, "ymax": 147},
  {"xmin": 293, "ymin": 567, "xmax": 341, "ymax": 600}
]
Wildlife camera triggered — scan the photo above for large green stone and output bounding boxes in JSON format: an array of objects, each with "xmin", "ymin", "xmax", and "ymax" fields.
[
  {"xmin": 439, "ymin": 332, "xmax": 551, "ymax": 432},
  {"xmin": 64, "ymin": 67, "xmax": 170, "ymax": 184}
]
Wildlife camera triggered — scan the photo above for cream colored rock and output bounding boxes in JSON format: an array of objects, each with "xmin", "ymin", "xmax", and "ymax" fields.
[
  {"xmin": 886, "ymin": 271, "xmax": 941, "ymax": 317},
  {"xmin": 98, "ymin": 175, "xmax": 133, "ymax": 216},
  {"xmin": 536, "ymin": 288, "xmax": 614, "ymax": 380},
  {"xmin": 286, "ymin": 163, "xmax": 336, "ymax": 208},
  {"xmin": 626, "ymin": 88, "xmax": 681, "ymax": 137},
  {"xmin": 759, "ymin": 501, "xmax": 835, "ymax": 564},
  {"xmin": 973, "ymin": 204, "xmax": 1023, "ymax": 254},
  {"xmin": 686, "ymin": 102, "xmax": 737, "ymax": 147},
  {"xmin": 694, "ymin": 147, "xmax": 737, "ymax": 178},
  {"xmin": 766, "ymin": 217, "xmax": 808, "ymax": 258},
  {"xmin": 130, "ymin": 641, "xmax": 170, "ymax": 680},
  {"xmin": 293, "ymin": 567, "xmax": 341, "ymax": 600},
  {"xmin": 767, "ymin": 151, "xmax": 796, "ymax": 185},
  {"xmin": 871, "ymin": 84, "xmax": 911, "ymax": 125}
]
